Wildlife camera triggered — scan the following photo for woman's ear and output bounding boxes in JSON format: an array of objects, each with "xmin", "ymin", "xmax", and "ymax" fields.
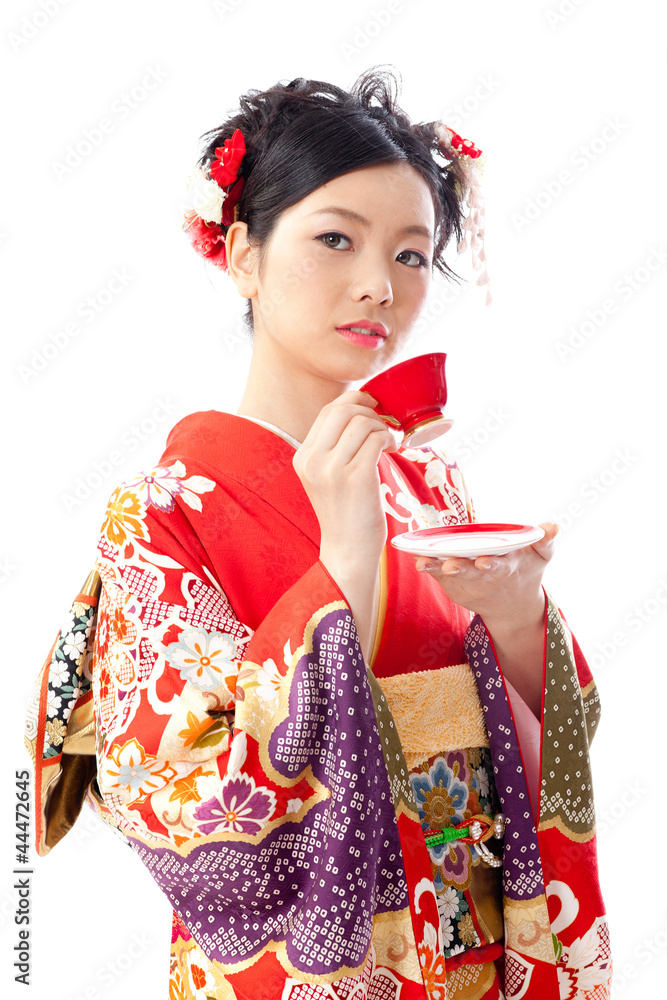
[{"xmin": 225, "ymin": 221, "xmax": 258, "ymax": 299}]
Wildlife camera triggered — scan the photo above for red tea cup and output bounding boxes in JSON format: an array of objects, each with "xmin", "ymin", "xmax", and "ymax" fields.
[{"xmin": 360, "ymin": 352, "xmax": 453, "ymax": 447}]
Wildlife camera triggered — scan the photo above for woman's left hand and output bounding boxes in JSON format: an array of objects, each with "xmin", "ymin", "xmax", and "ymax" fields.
[{"xmin": 413, "ymin": 521, "xmax": 559, "ymax": 629}]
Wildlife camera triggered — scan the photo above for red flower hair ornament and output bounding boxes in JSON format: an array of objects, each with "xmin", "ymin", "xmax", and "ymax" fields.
[
  {"xmin": 181, "ymin": 122, "xmax": 490, "ymax": 304},
  {"xmin": 182, "ymin": 128, "xmax": 247, "ymax": 273}
]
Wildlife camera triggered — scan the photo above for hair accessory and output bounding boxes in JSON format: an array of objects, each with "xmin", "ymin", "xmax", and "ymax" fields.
[
  {"xmin": 435, "ymin": 123, "xmax": 491, "ymax": 306},
  {"xmin": 181, "ymin": 121, "xmax": 491, "ymax": 305},
  {"xmin": 182, "ymin": 128, "xmax": 247, "ymax": 272}
]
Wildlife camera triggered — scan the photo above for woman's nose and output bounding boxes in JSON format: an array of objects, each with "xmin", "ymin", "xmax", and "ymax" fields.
[{"xmin": 350, "ymin": 255, "xmax": 394, "ymax": 305}]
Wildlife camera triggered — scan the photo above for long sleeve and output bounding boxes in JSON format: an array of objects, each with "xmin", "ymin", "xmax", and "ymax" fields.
[
  {"xmin": 401, "ymin": 443, "xmax": 611, "ymax": 997},
  {"xmin": 89, "ymin": 463, "xmax": 442, "ymax": 999}
]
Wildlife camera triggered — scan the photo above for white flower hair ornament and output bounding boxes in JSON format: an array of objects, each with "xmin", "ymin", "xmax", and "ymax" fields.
[
  {"xmin": 181, "ymin": 123, "xmax": 490, "ymax": 303},
  {"xmin": 435, "ymin": 123, "xmax": 491, "ymax": 306},
  {"xmin": 182, "ymin": 127, "xmax": 247, "ymax": 273}
]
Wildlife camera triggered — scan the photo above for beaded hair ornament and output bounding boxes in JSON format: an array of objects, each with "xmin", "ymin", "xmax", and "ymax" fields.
[{"xmin": 182, "ymin": 122, "xmax": 490, "ymax": 305}]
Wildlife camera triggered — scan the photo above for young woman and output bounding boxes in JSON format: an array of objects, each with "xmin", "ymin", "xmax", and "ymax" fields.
[{"xmin": 25, "ymin": 70, "xmax": 611, "ymax": 999}]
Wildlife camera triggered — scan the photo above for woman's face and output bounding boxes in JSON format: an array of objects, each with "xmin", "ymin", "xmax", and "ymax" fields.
[{"xmin": 228, "ymin": 160, "xmax": 436, "ymax": 385}]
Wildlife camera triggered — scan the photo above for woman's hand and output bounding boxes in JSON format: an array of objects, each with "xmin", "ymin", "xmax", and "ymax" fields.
[
  {"xmin": 292, "ymin": 390, "xmax": 399, "ymax": 661},
  {"xmin": 293, "ymin": 390, "xmax": 399, "ymax": 572},
  {"xmin": 413, "ymin": 522, "xmax": 559, "ymax": 627},
  {"xmin": 414, "ymin": 522, "xmax": 560, "ymax": 716}
]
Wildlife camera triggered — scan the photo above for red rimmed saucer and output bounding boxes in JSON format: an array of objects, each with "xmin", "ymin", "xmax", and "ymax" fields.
[{"xmin": 391, "ymin": 522, "xmax": 545, "ymax": 559}]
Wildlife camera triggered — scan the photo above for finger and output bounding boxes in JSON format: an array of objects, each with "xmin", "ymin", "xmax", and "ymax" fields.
[
  {"xmin": 346, "ymin": 420, "xmax": 399, "ymax": 467},
  {"xmin": 440, "ymin": 557, "xmax": 473, "ymax": 575},
  {"xmin": 415, "ymin": 555, "xmax": 440, "ymax": 570},
  {"xmin": 355, "ymin": 390, "xmax": 381, "ymax": 408},
  {"xmin": 416, "ymin": 556, "xmax": 473, "ymax": 576},
  {"xmin": 341, "ymin": 389, "xmax": 380, "ymax": 406},
  {"xmin": 530, "ymin": 521, "xmax": 559, "ymax": 561},
  {"xmin": 474, "ymin": 554, "xmax": 514, "ymax": 577},
  {"xmin": 333, "ymin": 389, "xmax": 383, "ymax": 413},
  {"xmin": 383, "ymin": 425, "xmax": 404, "ymax": 453},
  {"xmin": 303, "ymin": 402, "xmax": 393, "ymax": 455},
  {"xmin": 299, "ymin": 413, "xmax": 394, "ymax": 474},
  {"xmin": 301, "ymin": 394, "xmax": 372, "ymax": 445}
]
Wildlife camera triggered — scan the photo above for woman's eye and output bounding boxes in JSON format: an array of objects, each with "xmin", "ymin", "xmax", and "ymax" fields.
[
  {"xmin": 397, "ymin": 249, "xmax": 430, "ymax": 268},
  {"xmin": 317, "ymin": 232, "xmax": 351, "ymax": 250}
]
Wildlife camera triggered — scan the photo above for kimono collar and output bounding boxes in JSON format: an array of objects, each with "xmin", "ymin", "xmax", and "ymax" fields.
[{"xmin": 159, "ymin": 409, "xmax": 321, "ymax": 547}]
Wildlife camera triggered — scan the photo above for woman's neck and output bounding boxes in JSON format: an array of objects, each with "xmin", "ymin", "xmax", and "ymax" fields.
[{"xmin": 236, "ymin": 339, "xmax": 352, "ymax": 443}]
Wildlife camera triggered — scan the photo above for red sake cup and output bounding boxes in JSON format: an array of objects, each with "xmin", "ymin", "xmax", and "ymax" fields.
[{"xmin": 360, "ymin": 352, "xmax": 453, "ymax": 448}]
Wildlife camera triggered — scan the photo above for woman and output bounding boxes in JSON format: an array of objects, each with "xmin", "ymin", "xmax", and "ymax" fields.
[{"xmin": 25, "ymin": 70, "xmax": 611, "ymax": 999}]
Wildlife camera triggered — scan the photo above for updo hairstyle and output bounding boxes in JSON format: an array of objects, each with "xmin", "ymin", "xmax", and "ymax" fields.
[{"xmin": 196, "ymin": 66, "xmax": 469, "ymax": 334}]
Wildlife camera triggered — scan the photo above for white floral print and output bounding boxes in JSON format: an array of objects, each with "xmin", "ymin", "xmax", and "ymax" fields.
[
  {"xmin": 165, "ymin": 628, "xmax": 238, "ymax": 692},
  {"xmin": 255, "ymin": 657, "xmax": 283, "ymax": 702}
]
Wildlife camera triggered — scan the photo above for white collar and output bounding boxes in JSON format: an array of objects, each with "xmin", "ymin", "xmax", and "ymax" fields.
[{"xmin": 235, "ymin": 414, "xmax": 302, "ymax": 450}]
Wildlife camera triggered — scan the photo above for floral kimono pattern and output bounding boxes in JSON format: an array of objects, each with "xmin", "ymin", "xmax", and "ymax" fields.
[{"xmin": 25, "ymin": 411, "xmax": 612, "ymax": 999}]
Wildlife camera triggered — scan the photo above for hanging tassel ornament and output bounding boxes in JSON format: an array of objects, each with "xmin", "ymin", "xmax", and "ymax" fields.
[{"xmin": 435, "ymin": 123, "xmax": 492, "ymax": 307}]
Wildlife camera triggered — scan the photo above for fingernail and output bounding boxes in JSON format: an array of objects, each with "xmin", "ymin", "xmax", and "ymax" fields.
[
  {"xmin": 478, "ymin": 561, "xmax": 492, "ymax": 570},
  {"xmin": 445, "ymin": 567, "xmax": 460, "ymax": 575}
]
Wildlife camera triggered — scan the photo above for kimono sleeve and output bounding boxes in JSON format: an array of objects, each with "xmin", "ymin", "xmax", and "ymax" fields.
[
  {"xmin": 421, "ymin": 441, "xmax": 600, "ymax": 735},
  {"xmin": 93, "ymin": 469, "xmax": 305, "ymax": 846},
  {"xmin": 90, "ymin": 467, "xmax": 434, "ymax": 989}
]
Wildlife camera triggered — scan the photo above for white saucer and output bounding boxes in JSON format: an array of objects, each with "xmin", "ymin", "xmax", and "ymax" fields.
[{"xmin": 391, "ymin": 523, "xmax": 545, "ymax": 559}]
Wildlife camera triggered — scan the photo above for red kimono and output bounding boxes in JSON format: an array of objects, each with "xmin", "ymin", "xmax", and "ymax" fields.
[{"xmin": 25, "ymin": 410, "xmax": 612, "ymax": 999}]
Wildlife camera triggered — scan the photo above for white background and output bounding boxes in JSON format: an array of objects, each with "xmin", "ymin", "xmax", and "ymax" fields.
[{"xmin": 2, "ymin": 0, "xmax": 666, "ymax": 997}]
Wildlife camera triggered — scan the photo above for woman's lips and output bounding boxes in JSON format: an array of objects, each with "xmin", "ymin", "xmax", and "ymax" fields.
[
  {"xmin": 336, "ymin": 328, "xmax": 385, "ymax": 349},
  {"xmin": 336, "ymin": 321, "xmax": 388, "ymax": 348},
  {"xmin": 337, "ymin": 321, "xmax": 388, "ymax": 337}
]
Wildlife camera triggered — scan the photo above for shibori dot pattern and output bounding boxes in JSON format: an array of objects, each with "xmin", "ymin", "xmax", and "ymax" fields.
[
  {"xmin": 464, "ymin": 618, "xmax": 544, "ymax": 900},
  {"xmin": 124, "ymin": 607, "xmax": 409, "ymax": 976},
  {"xmin": 539, "ymin": 601, "xmax": 596, "ymax": 836},
  {"xmin": 282, "ymin": 943, "xmax": 403, "ymax": 1000}
]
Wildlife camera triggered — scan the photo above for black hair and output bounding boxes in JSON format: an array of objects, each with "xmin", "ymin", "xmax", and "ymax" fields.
[{"xmin": 196, "ymin": 65, "xmax": 469, "ymax": 335}]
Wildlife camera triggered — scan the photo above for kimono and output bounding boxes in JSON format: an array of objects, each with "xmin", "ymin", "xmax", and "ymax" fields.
[{"xmin": 24, "ymin": 409, "xmax": 612, "ymax": 1000}]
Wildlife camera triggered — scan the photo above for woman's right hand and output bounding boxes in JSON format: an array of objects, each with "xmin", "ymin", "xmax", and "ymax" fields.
[
  {"xmin": 292, "ymin": 391, "xmax": 399, "ymax": 661},
  {"xmin": 292, "ymin": 390, "xmax": 398, "ymax": 574}
]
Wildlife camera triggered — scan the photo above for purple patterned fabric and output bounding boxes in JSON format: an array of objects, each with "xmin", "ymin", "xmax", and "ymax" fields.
[
  {"xmin": 125, "ymin": 607, "xmax": 408, "ymax": 974},
  {"xmin": 464, "ymin": 615, "xmax": 545, "ymax": 902}
]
